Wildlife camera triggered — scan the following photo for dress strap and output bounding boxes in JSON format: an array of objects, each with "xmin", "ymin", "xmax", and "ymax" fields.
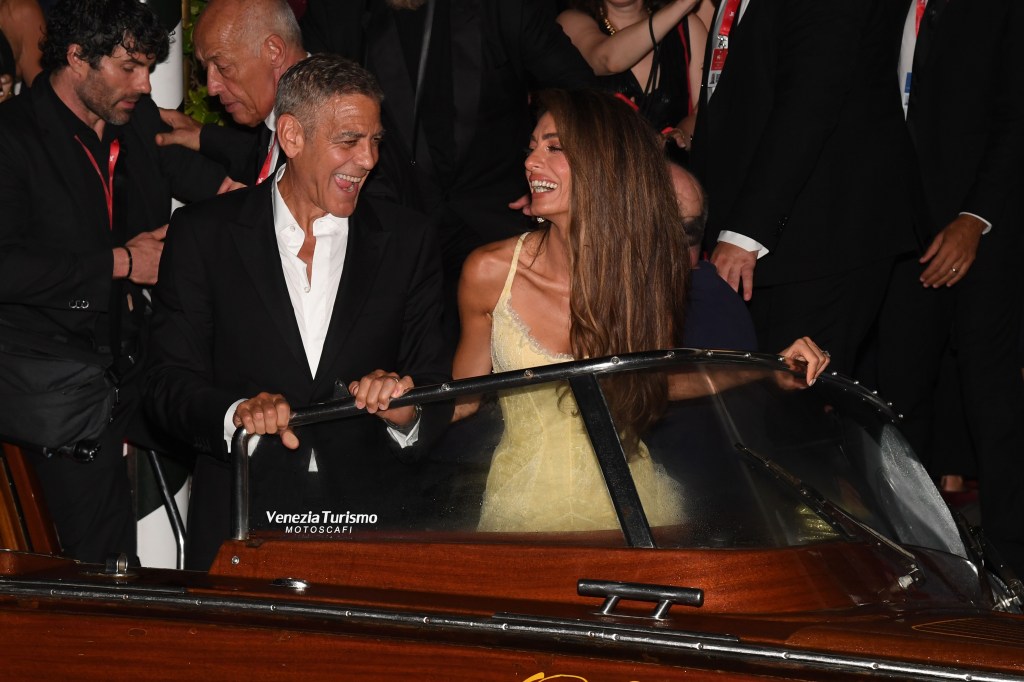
[{"xmin": 498, "ymin": 233, "xmax": 529, "ymax": 303}]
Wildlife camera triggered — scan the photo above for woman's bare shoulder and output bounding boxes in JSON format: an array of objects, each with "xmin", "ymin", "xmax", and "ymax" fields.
[{"xmin": 462, "ymin": 234, "xmax": 528, "ymax": 287}]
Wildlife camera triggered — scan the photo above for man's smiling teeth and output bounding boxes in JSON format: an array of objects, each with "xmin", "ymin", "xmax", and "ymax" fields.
[
  {"xmin": 530, "ymin": 180, "xmax": 557, "ymax": 193},
  {"xmin": 335, "ymin": 173, "xmax": 363, "ymax": 192}
]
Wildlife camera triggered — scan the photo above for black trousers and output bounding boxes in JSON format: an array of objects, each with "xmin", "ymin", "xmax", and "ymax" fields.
[
  {"xmin": 876, "ymin": 238, "xmax": 1024, "ymax": 575},
  {"xmin": 748, "ymin": 258, "xmax": 895, "ymax": 377},
  {"xmin": 27, "ymin": 446, "xmax": 136, "ymax": 564},
  {"xmin": 22, "ymin": 381, "xmax": 147, "ymax": 565}
]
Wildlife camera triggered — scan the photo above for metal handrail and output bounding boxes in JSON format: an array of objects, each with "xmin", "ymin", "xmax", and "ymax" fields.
[{"xmin": 229, "ymin": 348, "xmax": 896, "ymax": 542}]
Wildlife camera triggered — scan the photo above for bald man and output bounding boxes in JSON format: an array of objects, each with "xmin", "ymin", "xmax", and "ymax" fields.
[{"xmin": 156, "ymin": 0, "xmax": 307, "ymax": 185}]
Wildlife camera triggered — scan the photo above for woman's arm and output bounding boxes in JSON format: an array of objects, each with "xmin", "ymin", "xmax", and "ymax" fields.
[
  {"xmin": 557, "ymin": 0, "xmax": 699, "ymax": 76},
  {"xmin": 4, "ymin": 0, "xmax": 43, "ymax": 86},
  {"xmin": 451, "ymin": 242, "xmax": 512, "ymax": 421},
  {"xmin": 665, "ymin": 14, "xmax": 708, "ymax": 150},
  {"xmin": 667, "ymin": 337, "xmax": 831, "ymax": 400},
  {"xmin": 696, "ymin": 0, "xmax": 717, "ymax": 32}
]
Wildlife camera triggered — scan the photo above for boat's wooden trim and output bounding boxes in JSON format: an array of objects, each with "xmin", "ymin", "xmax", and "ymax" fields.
[
  {"xmin": 209, "ymin": 538, "xmax": 930, "ymax": 614},
  {"xmin": 0, "ymin": 443, "xmax": 59, "ymax": 554}
]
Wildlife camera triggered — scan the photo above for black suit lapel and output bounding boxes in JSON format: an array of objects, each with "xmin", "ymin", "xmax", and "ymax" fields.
[
  {"xmin": 227, "ymin": 183, "xmax": 311, "ymax": 378},
  {"xmin": 314, "ymin": 201, "xmax": 389, "ymax": 389},
  {"xmin": 913, "ymin": 0, "xmax": 950, "ymax": 75},
  {"xmin": 31, "ymin": 82, "xmax": 111, "ymax": 242},
  {"xmin": 450, "ymin": 0, "xmax": 481, "ymax": 163}
]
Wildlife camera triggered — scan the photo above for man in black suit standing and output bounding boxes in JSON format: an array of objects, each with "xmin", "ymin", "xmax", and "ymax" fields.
[
  {"xmin": 156, "ymin": 0, "xmax": 308, "ymax": 186},
  {"xmin": 145, "ymin": 55, "xmax": 451, "ymax": 570},
  {"xmin": 300, "ymin": 0, "xmax": 596, "ymax": 346},
  {"xmin": 0, "ymin": 0, "xmax": 230, "ymax": 562},
  {"xmin": 689, "ymin": 0, "xmax": 918, "ymax": 374},
  {"xmin": 877, "ymin": 0, "xmax": 1024, "ymax": 576}
]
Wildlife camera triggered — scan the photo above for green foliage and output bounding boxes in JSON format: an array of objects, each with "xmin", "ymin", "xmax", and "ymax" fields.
[{"xmin": 184, "ymin": 0, "xmax": 223, "ymax": 125}]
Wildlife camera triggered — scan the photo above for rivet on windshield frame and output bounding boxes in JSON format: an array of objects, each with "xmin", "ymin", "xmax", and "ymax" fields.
[
  {"xmin": 231, "ymin": 556, "xmax": 240, "ymax": 565},
  {"xmin": 665, "ymin": 351, "xmax": 675, "ymax": 358},
  {"xmin": 776, "ymin": 355, "xmax": 784, "ymax": 361},
  {"xmin": 707, "ymin": 351, "xmax": 715, "ymax": 357},
  {"xmin": 831, "ymin": 371, "xmax": 838, "ymax": 376},
  {"xmin": 523, "ymin": 369, "xmax": 534, "ymax": 378},
  {"xmin": 898, "ymin": 414, "xmax": 905, "ymax": 419},
  {"xmin": 610, "ymin": 356, "xmax": 620, "ymax": 364},
  {"xmin": 441, "ymin": 383, "xmax": 450, "ymax": 391},
  {"xmin": 744, "ymin": 352, "xmax": 751, "ymax": 358},
  {"xmin": 853, "ymin": 380, "xmax": 859, "ymax": 385}
]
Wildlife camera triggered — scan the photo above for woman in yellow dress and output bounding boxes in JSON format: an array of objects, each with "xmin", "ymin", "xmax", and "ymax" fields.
[{"xmin": 452, "ymin": 89, "xmax": 828, "ymax": 533}]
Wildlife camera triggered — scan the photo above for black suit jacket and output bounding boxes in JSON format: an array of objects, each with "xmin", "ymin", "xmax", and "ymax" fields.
[
  {"xmin": 0, "ymin": 74, "xmax": 226, "ymax": 458},
  {"xmin": 301, "ymin": 0, "xmax": 596, "ymax": 244},
  {"xmin": 690, "ymin": 0, "xmax": 919, "ymax": 286},
  {"xmin": 199, "ymin": 123, "xmax": 267, "ymax": 187},
  {"xmin": 144, "ymin": 180, "xmax": 451, "ymax": 567},
  {"xmin": 906, "ymin": 0, "xmax": 1024, "ymax": 243}
]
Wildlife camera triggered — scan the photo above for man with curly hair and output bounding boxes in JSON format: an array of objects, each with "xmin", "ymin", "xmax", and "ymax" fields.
[{"xmin": 0, "ymin": 0, "xmax": 231, "ymax": 563}]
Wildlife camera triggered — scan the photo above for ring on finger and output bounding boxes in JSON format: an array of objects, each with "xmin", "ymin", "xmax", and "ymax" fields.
[{"xmin": 950, "ymin": 266, "xmax": 959, "ymax": 273}]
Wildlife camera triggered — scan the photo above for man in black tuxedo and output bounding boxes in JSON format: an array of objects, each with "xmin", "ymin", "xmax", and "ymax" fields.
[
  {"xmin": 877, "ymin": 0, "xmax": 1024, "ymax": 576},
  {"xmin": 300, "ymin": 0, "xmax": 596, "ymax": 346},
  {"xmin": 0, "ymin": 0, "xmax": 229, "ymax": 562},
  {"xmin": 690, "ymin": 0, "xmax": 918, "ymax": 374},
  {"xmin": 145, "ymin": 55, "xmax": 451, "ymax": 570},
  {"xmin": 156, "ymin": 0, "xmax": 308, "ymax": 186}
]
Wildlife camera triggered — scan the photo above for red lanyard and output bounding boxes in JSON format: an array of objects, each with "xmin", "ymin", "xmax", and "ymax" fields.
[
  {"xmin": 709, "ymin": 0, "xmax": 743, "ymax": 87},
  {"xmin": 256, "ymin": 134, "xmax": 277, "ymax": 185},
  {"xmin": 718, "ymin": 0, "xmax": 743, "ymax": 39},
  {"xmin": 915, "ymin": 0, "xmax": 928, "ymax": 35},
  {"xmin": 74, "ymin": 135, "xmax": 120, "ymax": 231}
]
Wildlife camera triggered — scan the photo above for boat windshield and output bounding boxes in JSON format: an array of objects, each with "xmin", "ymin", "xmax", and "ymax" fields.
[{"xmin": 240, "ymin": 353, "xmax": 965, "ymax": 558}]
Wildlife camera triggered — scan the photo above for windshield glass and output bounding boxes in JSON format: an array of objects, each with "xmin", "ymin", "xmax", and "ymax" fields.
[{"xmin": 243, "ymin": 356, "xmax": 965, "ymax": 558}]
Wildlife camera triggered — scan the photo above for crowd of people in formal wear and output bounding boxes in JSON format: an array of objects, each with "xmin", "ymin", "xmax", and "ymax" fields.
[{"xmin": 0, "ymin": 0, "xmax": 1021, "ymax": 578}]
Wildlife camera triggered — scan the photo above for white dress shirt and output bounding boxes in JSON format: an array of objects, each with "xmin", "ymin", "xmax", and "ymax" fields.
[{"xmin": 223, "ymin": 166, "xmax": 419, "ymax": 464}]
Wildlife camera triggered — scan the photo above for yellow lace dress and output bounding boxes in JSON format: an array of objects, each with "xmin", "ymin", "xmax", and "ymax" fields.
[{"xmin": 477, "ymin": 235, "xmax": 684, "ymax": 532}]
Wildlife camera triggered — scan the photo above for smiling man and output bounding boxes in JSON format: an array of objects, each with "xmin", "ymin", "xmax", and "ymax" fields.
[
  {"xmin": 145, "ymin": 55, "xmax": 451, "ymax": 570},
  {"xmin": 0, "ymin": 0, "xmax": 230, "ymax": 563}
]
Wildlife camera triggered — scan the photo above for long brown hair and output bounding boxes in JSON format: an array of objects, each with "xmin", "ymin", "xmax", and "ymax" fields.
[{"xmin": 535, "ymin": 89, "xmax": 689, "ymax": 448}]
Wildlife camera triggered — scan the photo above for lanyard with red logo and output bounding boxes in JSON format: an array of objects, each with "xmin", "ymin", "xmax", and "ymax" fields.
[
  {"xmin": 74, "ymin": 135, "xmax": 120, "ymax": 231},
  {"xmin": 915, "ymin": 0, "xmax": 928, "ymax": 35},
  {"xmin": 256, "ymin": 134, "xmax": 277, "ymax": 185},
  {"xmin": 708, "ymin": 0, "xmax": 743, "ymax": 93}
]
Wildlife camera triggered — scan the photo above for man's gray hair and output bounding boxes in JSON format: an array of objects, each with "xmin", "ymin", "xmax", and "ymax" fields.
[{"xmin": 275, "ymin": 54, "xmax": 384, "ymax": 131}]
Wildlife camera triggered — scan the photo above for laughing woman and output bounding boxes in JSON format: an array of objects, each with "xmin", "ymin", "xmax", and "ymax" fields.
[{"xmin": 452, "ymin": 89, "xmax": 829, "ymax": 533}]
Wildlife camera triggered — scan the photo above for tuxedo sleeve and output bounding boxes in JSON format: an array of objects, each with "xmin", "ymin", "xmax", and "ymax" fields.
[
  {"xmin": 960, "ymin": 2, "xmax": 1024, "ymax": 226},
  {"xmin": 393, "ymin": 212, "xmax": 454, "ymax": 454},
  {"xmin": 724, "ymin": 0, "xmax": 864, "ymax": 250},
  {"xmin": 516, "ymin": 0, "xmax": 597, "ymax": 88},
  {"xmin": 144, "ymin": 207, "xmax": 240, "ymax": 456},
  {"xmin": 199, "ymin": 124, "xmax": 263, "ymax": 185},
  {"xmin": 134, "ymin": 97, "xmax": 226, "ymax": 203}
]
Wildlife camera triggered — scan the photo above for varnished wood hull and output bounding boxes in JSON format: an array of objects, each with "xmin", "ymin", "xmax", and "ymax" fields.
[{"xmin": 2, "ymin": 541, "xmax": 1023, "ymax": 681}]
